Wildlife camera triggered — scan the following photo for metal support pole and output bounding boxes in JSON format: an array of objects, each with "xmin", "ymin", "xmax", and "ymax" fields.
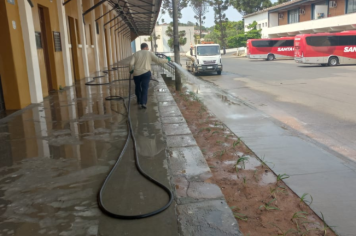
[
  {"xmin": 118, "ymin": 27, "xmax": 129, "ymax": 35},
  {"xmin": 63, "ymin": 0, "xmax": 73, "ymax": 6},
  {"xmin": 83, "ymin": 0, "xmax": 106, "ymax": 17},
  {"xmin": 172, "ymin": 0, "xmax": 180, "ymax": 64},
  {"xmin": 114, "ymin": 24, "xmax": 127, "ymax": 31},
  {"xmin": 110, "ymin": 21, "xmax": 121, "ymax": 29},
  {"xmin": 95, "ymin": 6, "xmax": 116, "ymax": 21},
  {"xmin": 104, "ymin": 15, "xmax": 120, "ymax": 27},
  {"xmin": 27, "ymin": 0, "xmax": 34, "ymax": 7}
]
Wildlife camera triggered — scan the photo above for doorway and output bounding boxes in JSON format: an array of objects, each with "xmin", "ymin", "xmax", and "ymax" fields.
[
  {"xmin": 68, "ymin": 16, "xmax": 80, "ymax": 80},
  {"xmin": 38, "ymin": 6, "xmax": 54, "ymax": 92}
]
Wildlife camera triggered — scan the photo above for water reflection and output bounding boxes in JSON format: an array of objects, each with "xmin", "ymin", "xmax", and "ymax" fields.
[{"xmin": 0, "ymin": 68, "xmax": 132, "ymax": 235}]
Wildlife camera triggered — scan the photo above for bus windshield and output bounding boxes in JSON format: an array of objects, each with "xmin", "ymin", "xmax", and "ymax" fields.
[{"xmin": 197, "ymin": 46, "xmax": 220, "ymax": 56}]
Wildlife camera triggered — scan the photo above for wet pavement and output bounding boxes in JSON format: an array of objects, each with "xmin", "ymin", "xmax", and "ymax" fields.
[
  {"xmin": 0, "ymin": 60, "xmax": 241, "ymax": 236},
  {"xmin": 0, "ymin": 62, "xmax": 178, "ymax": 235},
  {"xmin": 175, "ymin": 63, "xmax": 356, "ymax": 236}
]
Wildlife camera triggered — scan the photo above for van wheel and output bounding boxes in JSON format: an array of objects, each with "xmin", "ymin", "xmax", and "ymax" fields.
[
  {"xmin": 328, "ymin": 57, "xmax": 339, "ymax": 66},
  {"xmin": 267, "ymin": 54, "xmax": 275, "ymax": 61},
  {"xmin": 217, "ymin": 71, "xmax": 222, "ymax": 75}
]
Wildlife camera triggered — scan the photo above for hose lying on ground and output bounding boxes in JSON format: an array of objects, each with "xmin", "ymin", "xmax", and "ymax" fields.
[{"xmin": 85, "ymin": 65, "xmax": 173, "ymax": 219}]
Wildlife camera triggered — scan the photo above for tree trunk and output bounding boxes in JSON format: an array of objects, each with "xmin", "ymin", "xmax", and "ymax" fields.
[
  {"xmin": 172, "ymin": 0, "xmax": 180, "ymax": 63},
  {"xmin": 218, "ymin": 4, "xmax": 225, "ymax": 47},
  {"xmin": 199, "ymin": 15, "xmax": 202, "ymax": 41}
]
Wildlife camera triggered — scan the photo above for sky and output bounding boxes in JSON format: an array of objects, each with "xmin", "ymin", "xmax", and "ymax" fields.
[{"xmin": 160, "ymin": 0, "xmax": 278, "ymax": 27}]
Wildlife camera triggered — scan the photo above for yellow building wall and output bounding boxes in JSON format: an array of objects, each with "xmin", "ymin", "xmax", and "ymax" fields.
[
  {"xmin": 0, "ymin": 0, "xmax": 31, "ymax": 110},
  {"xmin": 32, "ymin": 0, "xmax": 66, "ymax": 91},
  {"xmin": 83, "ymin": 0, "xmax": 96, "ymax": 74},
  {"xmin": 95, "ymin": 1, "xmax": 105, "ymax": 69},
  {"xmin": 65, "ymin": 0, "xmax": 85, "ymax": 80}
]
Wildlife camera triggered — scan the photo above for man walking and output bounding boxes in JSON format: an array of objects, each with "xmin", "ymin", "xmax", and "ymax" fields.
[{"xmin": 129, "ymin": 43, "xmax": 171, "ymax": 109}]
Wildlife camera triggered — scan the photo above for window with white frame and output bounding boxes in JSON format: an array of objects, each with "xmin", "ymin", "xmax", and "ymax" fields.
[{"xmin": 347, "ymin": 0, "xmax": 356, "ymax": 13}]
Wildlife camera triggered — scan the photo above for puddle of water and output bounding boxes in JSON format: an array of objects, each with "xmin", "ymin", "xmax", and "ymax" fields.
[
  {"xmin": 259, "ymin": 170, "xmax": 276, "ymax": 185},
  {"xmin": 244, "ymin": 157, "xmax": 262, "ymax": 170},
  {"xmin": 226, "ymin": 156, "xmax": 262, "ymax": 171},
  {"xmin": 223, "ymin": 160, "xmax": 236, "ymax": 165},
  {"xmin": 226, "ymin": 114, "xmax": 247, "ymax": 120}
]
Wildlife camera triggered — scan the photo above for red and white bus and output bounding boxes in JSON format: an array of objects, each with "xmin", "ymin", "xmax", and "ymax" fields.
[
  {"xmin": 294, "ymin": 31, "xmax": 356, "ymax": 66},
  {"xmin": 247, "ymin": 37, "xmax": 295, "ymax": 61}
]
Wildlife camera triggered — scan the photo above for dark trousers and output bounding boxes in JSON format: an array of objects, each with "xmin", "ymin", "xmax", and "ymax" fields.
[{"xmin": 133, "ymin": 71, "xmax": 151, "ymax": 105}]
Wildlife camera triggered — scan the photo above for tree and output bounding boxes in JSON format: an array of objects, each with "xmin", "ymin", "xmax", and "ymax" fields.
[
  {"xmin": 162, "ymin": 0, "xmax": 190, "ymax": 19},
  {"xmin": 191, "ymin": 0, "xmax": 209, "ymax": 40},
  {"xmin": 144, "ymin": 35, "xmax": 161, "ymax": 42},
  {"xmin": 204, "ymin": 20, "xmax": 244, "ymax": 46},
  {"xmin": 231, "ymin": 0, "xmax": 272, "ymax": 15},
  {"xmin": 277, "ymin": 0, "xmax": 291, "ymax": 3},
  {"xmin": 166, "ymin": 25, "xmax": 187, "ymax": 50},
  {"xmin": 226, "ymin": 21, "xmax": 261, "ymax": 48},
  {"xmin": 210, "ymin": 0, "xmax": 229, "ymax": 48}
]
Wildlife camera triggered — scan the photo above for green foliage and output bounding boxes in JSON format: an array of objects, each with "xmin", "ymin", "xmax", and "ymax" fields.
[
  {"xmin": 274, "ymin": 0, "xmax": 291, "ymax": 5},
  {"xmin": 259, "ymin": 198, "xmax": 279, "ymax": 211},
  {"xmin": 162, "ymin": 0, "xmax": 190, "ymax": 19},
  {"xmin": 144, "ymin": 35, "xmax": 161, "ymax": 42},
  {"xmin": 205, "ymin": 20, "xmax": 261, "ymax": 48},
  {"xmin": 209, "ymin": 0, "xmax": 229, "ymax": 47},
  {"xmin": 191, "ymin": 0, "xmax": 209, "ymax": 38},
  {"xmin": 231, "ymin": 0, "xmax": 273, "ymax": 15},
  {"xmin": 166, "ymin": 25, "xmax": 188, "ymax": 49}
]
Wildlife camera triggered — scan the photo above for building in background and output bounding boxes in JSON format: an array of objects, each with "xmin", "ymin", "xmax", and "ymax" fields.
[
  {"xmin": 244, "ymin": 0, "xmax": 356, "ymax": 38},
  {"xmin": 135, "ymin": 24, "xmax": 195, "ymax": 53},
  {"xmin": 244, "ymin": 11, "xmax": 269, "ymax": 38}
]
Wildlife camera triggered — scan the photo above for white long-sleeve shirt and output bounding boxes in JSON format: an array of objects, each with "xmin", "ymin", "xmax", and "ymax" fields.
[{"xmin": 129, "ymin": 50, "xmax": 168, "ymax": 76}]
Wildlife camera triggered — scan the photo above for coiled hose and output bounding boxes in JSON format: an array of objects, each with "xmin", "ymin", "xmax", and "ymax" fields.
[{"xmin": 86, "ymin": 65, "xmax": 173, "ymax": 219}]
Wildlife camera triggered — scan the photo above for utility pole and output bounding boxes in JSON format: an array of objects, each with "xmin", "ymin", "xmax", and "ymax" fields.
[
  {"xmin": 153, "ymin": 28, "xmax": 158, "ymax": 53},
  {"xmin": 172, "ymin": 0, "xmax": 180, "ymax": 64}
]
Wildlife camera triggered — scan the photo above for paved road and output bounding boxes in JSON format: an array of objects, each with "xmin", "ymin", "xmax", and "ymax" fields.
[
  {"xmin": 177, "ymin": 57, "xmax": 356, "ymax": 235},
  {"xmin": 185, "ymin": 55, "xmax": 356, "ymax": 163}
]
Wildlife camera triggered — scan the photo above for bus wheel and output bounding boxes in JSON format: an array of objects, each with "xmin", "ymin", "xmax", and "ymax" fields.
[
  {"xmin": 267, "ymin": 54, "xmax": 275, "ymax": 61},
  {"xmin": 328, "ymin": 57, "xmax": 339, "ymax": 66},
  {"xmin": 217, "ymin": 71, "xmax": 222, "ymax": 75}
]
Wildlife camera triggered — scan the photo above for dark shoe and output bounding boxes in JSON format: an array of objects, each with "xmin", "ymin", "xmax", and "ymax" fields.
[{"xmin": 141, "ymin": 104, "xmax": 147, "ymax": 109}]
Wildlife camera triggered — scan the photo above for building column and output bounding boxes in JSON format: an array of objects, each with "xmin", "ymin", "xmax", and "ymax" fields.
[
  {"xmin": 115, "ymin": 22, "xmax": 120, "ymax": 61},
  {"xmin": 105, "ymin": 5, "xmax": 113, "ymax": 66},
  {"xmin": 90, "ymin": 0, "xmax": 100, "ymax": 72},
  {"xmin": 77, "ymin": 0, "xmax": 90, "ymax": 77},
  {"xmin": 100, "ymin": 4, "xmax": 108, "ymax": 68},
  {"xmin": 57, "ymin": 0, "xmax": 73, "ymax": 86},
  {"xmin": 111, "ymin": 13, "xmax": 117, "ymax": 64},
  {"xmin": 18, "ymin": 0, "xmax": 43, "ymax": 104}
]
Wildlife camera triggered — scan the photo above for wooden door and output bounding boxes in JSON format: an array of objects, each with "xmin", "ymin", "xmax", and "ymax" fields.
[
  {"xmin": 38, "ymin": 6, "xmax": 53, "ymax": 92},
  {"xmin": 68, "ymin": 16, "xmax": 80, "ymax": 80}
]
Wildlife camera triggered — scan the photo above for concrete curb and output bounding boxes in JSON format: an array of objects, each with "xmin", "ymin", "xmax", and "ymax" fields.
[{"xmin": 152, "ymin": 67, "xmax": 242, "ymax": 236}]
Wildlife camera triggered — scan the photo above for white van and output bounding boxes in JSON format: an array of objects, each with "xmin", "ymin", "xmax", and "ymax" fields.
[{"xmin": 186, "ymin": 44, "xmax": 223, "ymax": 75}]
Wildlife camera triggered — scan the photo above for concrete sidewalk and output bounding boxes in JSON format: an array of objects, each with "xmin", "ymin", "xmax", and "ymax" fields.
[
  {"xmin": 0, "ymin": 61, "xmax": 241, "ymax": 236},
  {"xmin": 176, "ymin": 67, "xmax": 356, "ymax": 236}
]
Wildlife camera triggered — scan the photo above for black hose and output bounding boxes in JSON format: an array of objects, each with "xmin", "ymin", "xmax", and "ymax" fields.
[{"xmin": 85, "ymin": 67, "xmax": 174, "ymax": 219}]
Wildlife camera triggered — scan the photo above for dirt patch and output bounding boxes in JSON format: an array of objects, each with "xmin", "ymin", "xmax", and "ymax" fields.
[{"xmin": 168, "ymin": 86, "xmax": 337, "ymax": 236}]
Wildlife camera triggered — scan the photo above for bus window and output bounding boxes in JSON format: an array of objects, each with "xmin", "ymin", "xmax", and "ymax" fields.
[
  {"xmin": 306, "ymin": 36, "xmax": 338, "ymax": 46},
  {"xmin": 252, "ymin": 40, "xmax": 271, "ymax": 47},
  {"xmin": 338, "ymin": 36, "xmax": 356, "ymax": 46}
]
